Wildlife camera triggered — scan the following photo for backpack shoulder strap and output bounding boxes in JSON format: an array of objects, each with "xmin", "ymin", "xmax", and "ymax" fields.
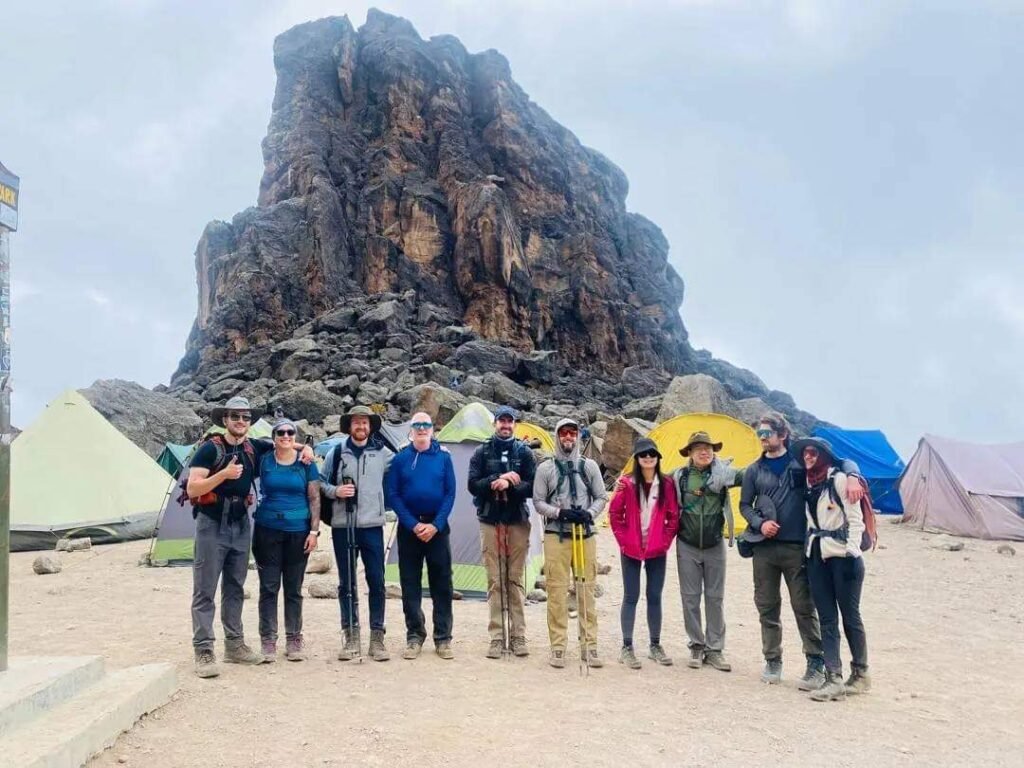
[{"xmin": 330, "ymin": 444, "xmax": 344, "ymax": 485}]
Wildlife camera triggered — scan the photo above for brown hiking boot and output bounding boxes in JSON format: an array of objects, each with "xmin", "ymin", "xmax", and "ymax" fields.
[
  {"xmin": 368, "ymin": 629, "xmax": 390, "ymax": 661},
  {"xmin": 486, "ymin": 640, "xmax": 503, "ymax": 659},
  {"xmin": 549, "ymin": 648, "xmax": 566, "ymax": 669},
  {"xmin": 511, "ymin": 637, "xmax": 529, "ymax": 657},
  {"xmin": 194, "ymin": 649, "xmax": 220, "ymax": 679},
  {"xmin": 285, "ymin": 635, "xmax": 306, "ymax": 662},
  {"xmin": 337, "ymin": 627, "xmax": 361, "ymax": 661},
  {"xmin": 585, "ymin": 648, "xmax": 604, "ymax": 668},
  {"xmin": 688, "ymin": 647, "xmax": 704, "ymax": 669},
  {"xmin": 224, "ymin": 642, "xmax": 265, "ymax": 665},
  {"xmin": 648, "ymin": 644, "xmax": 673, "ymax": 666},
  {"xmin": 261, "ymin": 638, "xmax": 277, "ymax": 663},
  {"xmin": 403, "ymin": 639, "xmax": 423, "ymax": 660},
  {"xmin": 435, "ymin": 641, "xmax": 454, "ymax": 660},
  {"xmin": 704, "ymin": 651, "xmax": 732, "ymax": 672},
  {"xmin": 619, "ymin": 646, "xmax": 642, "ymax": 670},
  {"xmin": 845, "ymin": 668, "xmax": 872, "ymax": 695},
  {"xmin": 810, "ymin": 671, "xmax": 847, "ymax": 702}
]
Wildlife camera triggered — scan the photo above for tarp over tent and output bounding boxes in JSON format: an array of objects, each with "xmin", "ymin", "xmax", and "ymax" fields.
[
  {"xmin": 812, "ymin": 427, "xmax": 905, "ymax": 513},
  {"xmin": 899, "ymin": 435, "xmax": 1024, "ymax": 541},
  {"xmin": 156, "ymin": 442, "xmax": 193, "ymax": 477},
  {"xmin": 385, "ymin": 404, "xmax": 546, "ymax": 597},
  {"xmin": 621, "ymin": 412, "xmax": 763, "ymax": 533},
  {"xmin": 11, "ymin": 390, "xmax": 171, "ymax": 551}
]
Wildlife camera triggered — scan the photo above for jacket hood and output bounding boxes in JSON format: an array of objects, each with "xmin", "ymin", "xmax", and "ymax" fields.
[
  {"xmin": 410, "ymin": 437, "xmax": 442, "ymax": 454},
  {"xmin": 553, "ymin": 418, "xmax": 582, "ymax": 462}
]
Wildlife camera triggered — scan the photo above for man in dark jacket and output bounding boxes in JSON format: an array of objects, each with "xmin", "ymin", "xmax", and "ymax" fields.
[
  {"xmin": 386, "ymin": 412, "xmax": 457, "ymax": 660},
  {"xmin": 468, "ymin": 406, "xmax": 537, "ymax": 659},
  {"xmin": 739, "ymin": 411, "xmax": 864, "ymax": 689}
]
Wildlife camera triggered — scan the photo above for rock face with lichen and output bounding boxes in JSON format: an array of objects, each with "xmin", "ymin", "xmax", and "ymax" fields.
[{"xmin": 163, "ymin": 10, "xmax": 820, "ymax": 437}]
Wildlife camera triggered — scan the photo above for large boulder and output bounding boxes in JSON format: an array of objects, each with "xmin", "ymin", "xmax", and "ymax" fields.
[
  {"xmin": 268, "ymin": 380, "xmax": 348, "ymax": 423},
  {"xmin": 620, "ymin": 366, "xmax": 671, "ymax": 400},
  {"xmin": 622, "ymin": 395, "xmax": 664, "ymax": 422},
  {"xmin": 452, "ymin": 341, "xmax": 519, "ymax": 377},
  {"xmin": 393, "ymin": 383, "xmax": 467, "ymax": 426},
  {"xmin": 602, "ymin": 416, "xmax": 651, "ymax": 474},
  {"xmin": 735, "ymin": 397, "xmax": 771, "ymax": 427},
  {"xmin": 80, "ymin": 379, "xmax": 204, "ymax": 458},
  {"xmin": 656, "ymin": 374, "xmax": 739, "ymax": 423}
]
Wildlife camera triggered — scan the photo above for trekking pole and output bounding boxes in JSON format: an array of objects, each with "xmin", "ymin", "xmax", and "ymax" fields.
[
  {"xmin": 497, "ymin": 523, "xmax": 513, "ymax": 658},
  {"xmin": 571, "ymin": 522, "xmax": 590, "ymax": 677},
  {"xmin": 343, "ymin": 478, "xmax": 362, "ymax": 663}
]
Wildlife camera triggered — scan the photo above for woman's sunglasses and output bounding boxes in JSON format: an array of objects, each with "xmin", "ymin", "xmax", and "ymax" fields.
[
  {"xmin": 636, "ymin": 451, "xmax": 659, "ymax": 459},
  {"xmin": 275, "ymin": 429, "xmax": 296, "ymax": 437}
]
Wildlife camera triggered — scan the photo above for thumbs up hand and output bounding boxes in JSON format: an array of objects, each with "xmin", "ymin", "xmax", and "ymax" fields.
[{"xmin": 222, "ymin": 455, "xmax": 244, "ymax": 480}]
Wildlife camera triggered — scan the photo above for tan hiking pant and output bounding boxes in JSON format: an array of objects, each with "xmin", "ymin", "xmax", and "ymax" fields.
[
  {"xmin": 544, "ymin": 532, "xmax": 598, "ymax": 651},
  {"xmin": 481, "ymin": 522, "xmax": 531, "ymax": 642}
]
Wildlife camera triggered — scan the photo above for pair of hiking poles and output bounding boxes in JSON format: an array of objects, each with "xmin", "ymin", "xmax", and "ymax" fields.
[
  {"xmin": 571, "ymin": 521, "xmax": 591, "ymax": 677},
  {"xmin": 495, "ymin": 523, "xmax": 514, "ymax": 658},
  {"xmin": 342, "ymin": 480, "xmax": 363, "ymax": 663}
]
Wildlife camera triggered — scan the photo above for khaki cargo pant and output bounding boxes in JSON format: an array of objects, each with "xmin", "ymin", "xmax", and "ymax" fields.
[
  {"xmin": 480, "ymin": 521, "xmax": 531, "ymax": 642},
  {"xmin": 544, "ymin": 532, "xmax": 598, "ymax": 651}
]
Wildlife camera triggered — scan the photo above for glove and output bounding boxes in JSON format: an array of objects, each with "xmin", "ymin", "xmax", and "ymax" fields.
[
  {"xmin": 557, "ymin": 509, "xmax": 575, "ymax": 523},
  {"xmin": 573, "ymin": 510, "xmax": 594, "ymax": 526}
]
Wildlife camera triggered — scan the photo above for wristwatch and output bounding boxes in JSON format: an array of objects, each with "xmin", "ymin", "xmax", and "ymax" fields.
[{"xmin": 312, "ymin": 529, "xmax": 321, "ymax": 537}]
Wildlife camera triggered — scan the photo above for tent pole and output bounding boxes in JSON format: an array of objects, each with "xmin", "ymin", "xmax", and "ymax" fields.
[{"xmin": 0, "ymin": 227, "xmax": 12, "ymax": 672}]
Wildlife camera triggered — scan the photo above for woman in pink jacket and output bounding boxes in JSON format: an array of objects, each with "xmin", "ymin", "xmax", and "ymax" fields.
[{"xmin": 609, "ymin": 437, "xmax": 681, "ymax": 669}]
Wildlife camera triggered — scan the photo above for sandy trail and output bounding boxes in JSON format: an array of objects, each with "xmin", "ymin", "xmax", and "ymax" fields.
[{"xmin": 8, "ymin": 521, "xmax": 1023, "ymax": 767}]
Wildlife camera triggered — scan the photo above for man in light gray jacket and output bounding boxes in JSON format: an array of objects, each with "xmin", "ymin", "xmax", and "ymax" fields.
[
  {"xmin": 320, "ymin": 406, "xmax": 394, "ymax": 662},
  {"xmin": 533, "ymin": 417, "xmax": 608, "ymax": 669}
]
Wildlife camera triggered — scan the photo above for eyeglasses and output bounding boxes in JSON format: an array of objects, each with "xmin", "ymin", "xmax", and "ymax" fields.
[
  {"xmin": 636, "ymin": 451, "xmax": 659, "ymax": 459},
  {"xmin": 275, "ymin": 429, "xmax": 296, "ymax": 437},
  {"xmin": 411, "ymin": 422, "xmax": 433, "ymax": 431},
  {"xmin": 227, "ymin": 412, "xmax": 252, "ymax": 422},
  {"xmin": 756, "ymin": 429, "xmax": 775, "ymax": 438}
]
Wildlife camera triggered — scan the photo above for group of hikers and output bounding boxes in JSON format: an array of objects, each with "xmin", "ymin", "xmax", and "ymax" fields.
[{"xmin": 186, "ymin": 395, "xmax": 871, "ymax": 702}]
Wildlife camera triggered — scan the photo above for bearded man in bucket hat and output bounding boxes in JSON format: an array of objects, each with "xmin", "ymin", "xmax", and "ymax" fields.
[
  {"xmin": 320, "ymin": 405, "xmax": 395, "ymax": 662},
  {"xmin": 672, "ymin": 430, "xmax": 744, "ymax": 672},
  {"xmin": 186, "ymin": 396, "xmax": 314, "ymax": 678}
]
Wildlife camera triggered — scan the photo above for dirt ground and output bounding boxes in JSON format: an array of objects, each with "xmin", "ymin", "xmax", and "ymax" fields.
[{"xmin": 8, "ymin": 521, "xmax": 1023, "ymax": 767}]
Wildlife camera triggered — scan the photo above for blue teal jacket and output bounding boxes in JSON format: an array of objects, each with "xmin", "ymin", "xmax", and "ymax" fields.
[{"xmin": 385, "ymin": 440, "xmax": 457, "ymax": 532}]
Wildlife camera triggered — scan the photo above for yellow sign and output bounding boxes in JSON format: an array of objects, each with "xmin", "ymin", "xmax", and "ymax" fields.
[{"xmin": 0, "ymin": 184, "xmax": 15, "ymax": 209}]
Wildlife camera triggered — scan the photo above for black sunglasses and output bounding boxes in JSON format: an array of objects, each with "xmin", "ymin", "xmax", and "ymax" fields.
[
  {"xmin": 636, "ymin": 451, "xmax": 659, "ymax": 459},
  {"xmin": 227, "ymin": 412, "xmax": 252, "ymax": 422},
  {"xmin": 275, "ymin": 429, "xmax": 296, "ymax": 437}
]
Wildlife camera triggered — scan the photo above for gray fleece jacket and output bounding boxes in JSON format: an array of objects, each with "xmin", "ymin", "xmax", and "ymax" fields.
[
  {"xmin": 532, "ymin": 420, "xmax": 608, "ymax": 536},
  {"xmin": 319, "ymin": 434, "xmax": 394, "ymax": 528}
]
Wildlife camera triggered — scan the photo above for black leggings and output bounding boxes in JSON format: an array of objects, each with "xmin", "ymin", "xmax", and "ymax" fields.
[{"xmin": 620, "ymin": 553, "xmax": 667, "ymax": 647}]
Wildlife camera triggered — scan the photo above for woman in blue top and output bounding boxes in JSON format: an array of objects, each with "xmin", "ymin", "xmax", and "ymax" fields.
[{"xmin": 252, "ymin": 418, "xmax": 321, "ymax": 662}]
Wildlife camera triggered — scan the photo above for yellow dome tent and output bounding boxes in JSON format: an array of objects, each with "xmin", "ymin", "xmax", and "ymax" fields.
[
  {"xmin": 620, "ymin": 412, "xmax": 763, "ymax": 533},
  {"xmin": 515, "ymin": 421, "xmax": 555, "ymax": 453}
]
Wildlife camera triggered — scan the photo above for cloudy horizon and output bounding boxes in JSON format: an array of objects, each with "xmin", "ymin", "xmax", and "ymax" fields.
[{"xmin": 2, "ymin": 1, "xmax": 1021, "ymax": 458}]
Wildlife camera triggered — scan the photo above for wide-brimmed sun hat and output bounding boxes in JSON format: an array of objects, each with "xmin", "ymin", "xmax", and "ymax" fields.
[
  {"xmin": 340, "ymin": 405, "xmax": 383, "ymax": 434},
  {"xmin": 210, "ymin": 396, "xmax": 261, "ymax": 425},
  {"xmin": 679, "ymin": 430, "xmax": 723, "ymax": 457}
]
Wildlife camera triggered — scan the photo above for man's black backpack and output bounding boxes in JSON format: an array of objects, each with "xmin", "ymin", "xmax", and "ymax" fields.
[{"xmin": 319, "ymin": 445, "xmax": 343, "ymax": 527}]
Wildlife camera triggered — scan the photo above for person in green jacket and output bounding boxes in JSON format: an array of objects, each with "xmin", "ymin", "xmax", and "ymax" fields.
[{"xmin": 673, "ymin": 431, "xmax": 742, "ymax": 672}]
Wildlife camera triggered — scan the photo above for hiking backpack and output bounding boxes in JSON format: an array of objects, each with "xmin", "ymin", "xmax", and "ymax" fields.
[
  {"xmin": 826, "ymin": 475, "xmax": 878, "ymax": 552},
  {"xmin": 176, "ymin": 435, "xmax": 257, "ymax": 511}
]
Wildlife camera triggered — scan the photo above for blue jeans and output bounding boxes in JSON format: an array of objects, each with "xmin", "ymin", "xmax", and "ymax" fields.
[
  {"xmin": 806, "ymin": 545, "xmax": 868, "ymax": 674},
  {"xmin": 331, "ymin": 525, "xmax": 386, "ymax": 632}
]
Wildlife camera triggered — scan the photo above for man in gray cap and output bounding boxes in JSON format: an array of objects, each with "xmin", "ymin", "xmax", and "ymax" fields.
[
  {"xmin": 320, "ymin": 405, "xmax": 395, "ymax": 662},
  {"xmin": 468, "ymin": 405, "xmax": 537, "ymax": 659},
  {"xmin": 533, "ymin": 417, "xmax": 608, "ymax": 669},
  {"xmin": 186, "ymin": 396, "xmax": 313, "ymax": 678}
]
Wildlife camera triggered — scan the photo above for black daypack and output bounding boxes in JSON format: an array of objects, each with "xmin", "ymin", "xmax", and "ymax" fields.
[
  {"xmin": 319, "ymin": 444, "xmax": 343, "ymax": 527},
  {"xmin": 176, "ymin": 435, "xmax": 257, "ymax": 517}
]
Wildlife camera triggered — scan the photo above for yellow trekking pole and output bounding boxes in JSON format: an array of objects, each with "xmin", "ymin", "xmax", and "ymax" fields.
[{"xmin": 571, "ymin": 522, "xmax": 590, "ymax": 676}]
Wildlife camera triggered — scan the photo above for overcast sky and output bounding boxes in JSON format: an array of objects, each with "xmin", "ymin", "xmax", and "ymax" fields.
[{"xmin": 2, "ymin": 0, "xmax": 1021, "ymax": 457}]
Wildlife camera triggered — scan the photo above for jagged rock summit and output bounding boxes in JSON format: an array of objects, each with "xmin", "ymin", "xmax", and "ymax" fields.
[{"xmin": 160, "ymin": 9, "xmax": 819, "ymax": 435}]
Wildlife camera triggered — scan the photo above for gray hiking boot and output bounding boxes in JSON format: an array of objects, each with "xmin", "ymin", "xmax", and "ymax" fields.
[
  {"xmin": 619, "ymin": 645, "xmax": 642, "ymax": 670},
  {"xmin": 435, "ymin": 641, "xmax": 454, "ymax": 660},
  {"xmin": 285, "ymin": 635, "xmax": 306, "ymax": 662},
  {"xmin": 704, "ymin": 651, "xmax": 732, "ymax": 672},
  {"xmin": 549, "ymin": 648, "xmax": 566, "ymax": 669},
  {"xmin": 261, "ymin": 638, "xmax": 277, "ymax": 663},
  {"xmin": 845, "ymin": 667, "xmax": 872, "ymax": 695},
  {"xmin": 648, "ymin": 644, "xmax": 673, "ymax": 666},
  {"xmin": 688, "ymin": 647, "xmax": 704, "ymax": 669},
  {"xmin": 403, "ymin": 639, "xmax": 423, "ymax": 660},
  {"xmin": 194, "ymin": 649, "xmax": 220, "ymax": 679},
  {"xmin": 585, "ymin": 648, "xmax": 604, "ymax": 668},
  {"xmin": 810, "ymin": 671, "xmax": 847, "ymax": 702},
  {"xmin": 761, "ymin": 659, "xmax": 783, "ymax": 684},
  {"xmin": 511, "ymin": 637, "xmax": 529, "ymax": 657},
  {"xmin": 486, "ymin": 639, "xmax": 503, "ymax": 659},
  {"xmin": 368, "ymin": 629, "xmax": 390, "ymax": 661},
  {"xmin": 337, "ymin": 627, "xmax": 361, "ymax": 661},
  {"xmin": 224, "ymin": 642, "xmax": 265, "ymax": 665},
  {"xmin": 797, "ymin": 657, "xmax": 827, "ymax": 691}
]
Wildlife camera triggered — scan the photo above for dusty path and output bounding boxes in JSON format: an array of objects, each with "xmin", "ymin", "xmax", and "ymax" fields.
[{"xmin": 8, "ymin": 522, "xmax": 1023, "ymax": 767}]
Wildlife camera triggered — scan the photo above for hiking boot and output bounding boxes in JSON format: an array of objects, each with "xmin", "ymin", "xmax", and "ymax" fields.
[
  {"xmin": 797, "ymin": 657, "xmax": 827, "ymax": 691},
  {"xmin": 435, "ymin": 641, "xmax": 454, "ymax": 660},
  {"xmin": 845, "ymin": 668, "xmax": 872, "ymax": 695},
  {"xmin": 810, "ymin": 671, "xmax": 847, "ymax": 702},
  {"xmin": 549, "ymin": 649, "xmax": 566, "ymax": 669},
  {"xmin": 368, "ymin": 629, "xmax": 390, "ymax": 661},
  {"xmin": 511, "ymin": 637, "xmax": 529, "ymax": 657},
  {"xmin": 703, "ymin": 651, "xmax": 732, "ymax": 672},
  {"xmin": 224, "ymin": 642, "xmax": 265, "ymax": 665},
  {"xmin": 403, "ymin": 639, "xmax": 423, "ymax": 660},
  {"xmin": 568, "ymin": 607, "xmax": 579, "ymax": 620},
  {"xmin": 337, "ymin": 627, "xmax": 361, "ymax": 661},
  {"xmin": 194, "ymin": 649, "xmax": 220, "ymax": 679},
  {"xmin": 619, "ymin": 645, "xmax": 642, "ymax": 670},
  {"xmin": 261, "ymin": 638, "xmax": 277, "ymax": 663},
  {"xmin": 688, "ymin": 647, "xmax": 704, "ymax": 669},
  {"xmin": 648, "ymin": 644, "xmax": 673, "ymax": 666},
  {"xmin": 585, "ymin": 648, "xmax": 604, "ymax": 668},
  {"xmin": 761, "ymin": 659, "xmax": 783, "ymax": 684},
  {"xmin": 486, "ymin": 640, "xmax": 504, "ymax": 659},
  {"xmin": 285, "ymin": 635, "xmax": 306, "ymax": 662}
]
